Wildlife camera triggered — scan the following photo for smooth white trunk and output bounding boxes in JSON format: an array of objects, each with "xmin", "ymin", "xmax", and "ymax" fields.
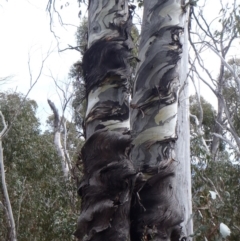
[
  {"xmin": 0, "ymin": 111, "xmax": 17, "ymax": 241},
  {"xmin": 54, "ymin": 131, "xmax": 69, "ymax": 179},
  {"xmin": 175, "ymin": 7, "xmax": 193, "ymax": 237}
]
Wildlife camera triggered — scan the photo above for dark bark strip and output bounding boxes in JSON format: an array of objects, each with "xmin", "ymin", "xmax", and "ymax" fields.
[
  {"xmin": 130, "ymin": 1, "xmax": 187, "ymax": 240},
  {"xmin": 74, "ymin": 130, "xmax": 136, "ymax": 241},
  {"xmin": 75, "ymin": 1, "xmax": 136, "ymax": 240}
]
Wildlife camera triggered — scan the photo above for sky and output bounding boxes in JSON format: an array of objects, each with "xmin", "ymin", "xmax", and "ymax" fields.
[{"xmin": 0, "ymin": 0, "xmax": 83, "ymax": 129}]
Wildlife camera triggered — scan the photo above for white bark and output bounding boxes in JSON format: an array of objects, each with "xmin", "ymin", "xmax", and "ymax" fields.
[
  {"xmin": 0, "ymin": 111, "xmax": 17, "ymax": 241},
  {"xmin": 175, "ymin": 6, "xmax": 193, "ymax": 238},
  {"xmin": 54, "ymin": 131, "xmax": 69, "ymax": 179},
  {"xmin": 190, "ymin": 113, "xmax": 210, "ymax": 155},
  {"xmin": 47, "ymin": 100, "xmax": 69, "ymax": 180}
]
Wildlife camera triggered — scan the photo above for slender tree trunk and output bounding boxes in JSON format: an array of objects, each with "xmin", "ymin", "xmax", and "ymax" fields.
[
  {"xmin": 130, "ymin": 1, "xmax": 191, "ymax": 240},
  {"xmin": 211, "ymin": 63, "xmax": 224, "ymax": 161},
  {"xmin": 0, "ymin": 111, "xmax": 17, "ymax": 241},
  {"xmin": 74, "ymin": 1, "xmax": 136, "ymax": 240},
  {"xmin": 175, "ymin": 8, "xmax": 193, "ymax": 237},
  {"xmin": 47, "ymin": 99, "xmax": 70, "ymax": 179}
]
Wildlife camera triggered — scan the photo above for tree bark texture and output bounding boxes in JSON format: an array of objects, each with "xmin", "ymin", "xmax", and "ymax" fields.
[
  {"xmin": 83, "ymin": 0, "xmax": 134, "ymax": 139},
  {"xmin": 75, "ymin": 130, "xmax": 136, "ymax": 241},
  {"xmin": 75, "ymin": 1, "xmax": 136, "ymax": 240},
  {"xmin": 175, "ymin": 7, "xmax": 193, "ymax": 238},
  {"xmin": 130, "ymin": 1, "xmax": 188, "ymax": 240}
]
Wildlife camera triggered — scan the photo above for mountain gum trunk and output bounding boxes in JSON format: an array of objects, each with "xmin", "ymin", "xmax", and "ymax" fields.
[
  {"xmin": 130, "ymin": 0, "xmax": 190, "ymax": 240},
  {"xmin": 75, "ymin": 1, "xmax": 136, "ymax": 240},
  {"xmin": 176, "ymin": 5, "xmax": 193, "ymax": 238},
  {"xmin": 84, "ymin": 0, "xmax": 134, "ymax": 139}
]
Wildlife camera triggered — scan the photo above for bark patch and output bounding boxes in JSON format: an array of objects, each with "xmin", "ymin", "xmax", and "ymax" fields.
[{"xmin": 74, "ymin": 129, "xmax": 136, "ymax": 241}]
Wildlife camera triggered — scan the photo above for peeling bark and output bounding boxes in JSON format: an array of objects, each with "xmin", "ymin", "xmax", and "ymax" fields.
[
  {"xmin": 83, "ymin": 0, "xmax": 134, "ymax": 139},
  {"xmin": 130, "ymin": 1, "xmax": 189, "ymax": 240},
  {"xmin": 74, "ymin": 130, "xmax": 136, "ymax": 241},
  {"xmin": 75, "ymin": 1, "xmax": 135, "ymax": 240}
]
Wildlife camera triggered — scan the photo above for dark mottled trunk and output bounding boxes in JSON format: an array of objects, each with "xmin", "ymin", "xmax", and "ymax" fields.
[
  {"xmin": 74, "ymin": 1, "xmax": 136, "ymax": 240},
  {"xmin": 130, "ymin": 1, "xmax": 190, "ymax": 240},
  {"xmin": 75, "ymin": 130, "xmax": 136, "ymax": 241}
]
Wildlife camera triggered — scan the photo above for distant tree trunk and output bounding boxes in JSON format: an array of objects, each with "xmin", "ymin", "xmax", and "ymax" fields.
[
  {"xmin": 74, "ymin": 1, "xmax": 136, "ymax": 240},
  {"xmin": 130, "ymin": 1, "xmax": 192, "ymax": 240},
  {"xmin": 211, "ymin": 63, "xmax": 224, "ymax": 160},
  {"xmin": 47, "ymin": 99, "xmax": 70, "ymax": 179},
  {"xmin": 0, "ymin": 111, "xmax": 17, "ymax": 241}
]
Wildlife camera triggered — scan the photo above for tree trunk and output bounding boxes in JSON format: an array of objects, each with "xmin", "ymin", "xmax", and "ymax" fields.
[
  {"xmin": 130, "ymin": 1, "xmax": 191, "ymax": 240},
  {"xmin": 74, "ymin": 1, "xmax": 136, "ymax": 240},
  {"xmin": 0, "ymin": 111, "xmax": 17, "ymax": 241},
  {"xmin": 47, "ymin": 99, "xmax": 70, "ymax": 179},
  {"xmin": 175, "ymin": 8, "xmax": 193, "ymax": 237},
  {"xmin": 74, "ymin": 1, "xmax": 192, "ymax": 240}
]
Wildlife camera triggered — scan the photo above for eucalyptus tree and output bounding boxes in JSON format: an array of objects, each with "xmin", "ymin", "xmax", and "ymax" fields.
[
  {"xmin": 74, "ymin": 1, "xmax": 136, "ymax": 240},
  {"xmin": 189, "ymin": 95, "xmax": 216, "ymax": 161},
  {"xmin": 0, "ymin": 92, "xmax": 78, "ymax": 241},
  {"xmin": 74, "ymin": 0, "xmax": 192, "ymax": 241},
  {"xmin": 192, "ymin": 159, "xmax": 240, "ymax": 240},
  {"xmin": 189, "ymin": 0, "xmax": 240, "ymax": 160},
  {"xmin": 130, "ymin": 0, "xmax": 191, "ymax": 240}
]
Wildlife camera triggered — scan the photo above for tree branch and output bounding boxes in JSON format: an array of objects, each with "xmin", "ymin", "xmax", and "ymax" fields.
[{"xmin": 0, "ymin": 111, "xmax": 17, "ymax": 241}]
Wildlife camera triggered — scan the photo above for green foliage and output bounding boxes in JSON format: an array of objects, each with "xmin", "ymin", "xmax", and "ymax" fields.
[
  {"xmin": 76, "ymin": 17, "xmax": 88, "ymax": 56},
  {"xmin": 0, "ymin": 92, "xmax": 80, "ymax": 241},
  {"xmin": 190, "ymin": 95, "xmax": 216, "ymax": 139},
  {"xmin": 190, "ymin": 95, "xmax": 215, "ymax": 162},
  {"xmin": 223, "ymin": 59, "xmax": 240, "ymax": 136},
  {"xmin": 136, "ymin": 0, "xmax": 143, "ymax": 8},
  {"xmin": 192, "ymin": 161, "xmax": 240, "ymax": 240}
]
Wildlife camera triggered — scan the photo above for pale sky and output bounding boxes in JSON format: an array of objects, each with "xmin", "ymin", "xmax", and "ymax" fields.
[{"xmin": 0, "ymin": 0, "xmax": 83, "ymax": 129}]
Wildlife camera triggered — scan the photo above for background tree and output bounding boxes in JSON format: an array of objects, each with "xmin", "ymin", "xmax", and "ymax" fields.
[
  {"xmin": 188, "ymin": 2, "xmax": 240, "ymax": 239},
  {"xmin": 190, "ymin": 95, "xmax": 216, "ymax": 163},
  {"xmin": 189, "ymin": 0, "xmax": 240, "ymax": 160},
  {"xmin": 192, "ymin": 160, "xmax": 240, "ymax": 240},
  {"xmin": 0, "ymin": 92, "xmax": 80, "ymax": 241}
]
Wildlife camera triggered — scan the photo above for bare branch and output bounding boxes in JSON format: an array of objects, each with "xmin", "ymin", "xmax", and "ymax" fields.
[
  {"xmin": 2, "ymin": 48, "xmax": 52, "ymax": 139},
  {"xmin": 59, "ymin": 45, "xmax": 82, "ymax": 52},
  {"xmin": 206, "ymin": 43, "xmax": 240, "ymax": 86},
  {"xmin": 190, "ymin": 113, "xmax": 210, "ymax": 155},
  {"xmin": 212, "ymin": 133, "xmax": 240, "ymax": 156}
]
